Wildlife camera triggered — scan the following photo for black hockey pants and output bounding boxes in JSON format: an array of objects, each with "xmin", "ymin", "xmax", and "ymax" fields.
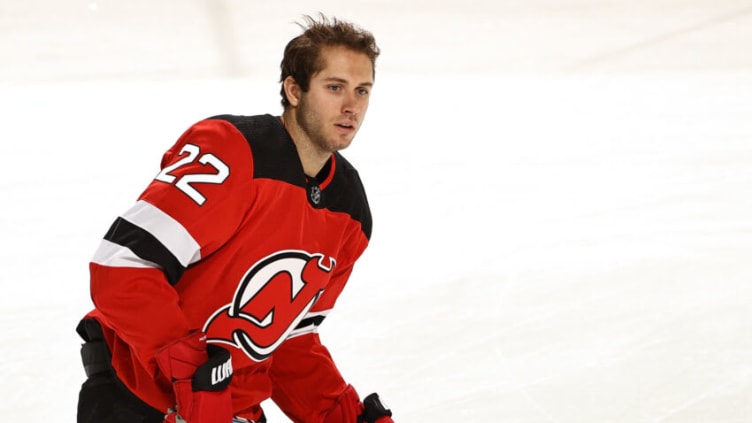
[{"xmin": 76, "ymin": 318, "xmax": 165, "ymax": 423}]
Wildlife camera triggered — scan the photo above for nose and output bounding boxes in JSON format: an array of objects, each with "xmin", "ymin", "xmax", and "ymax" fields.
[{"xmin": 342, "ymin": 92, "xmax": 361, "ymax": 116}]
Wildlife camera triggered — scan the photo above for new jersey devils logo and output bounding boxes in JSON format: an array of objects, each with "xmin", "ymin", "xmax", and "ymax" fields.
[{"xmin": 204, "ymin": 250, "xmax": 335, "ymax": 361}]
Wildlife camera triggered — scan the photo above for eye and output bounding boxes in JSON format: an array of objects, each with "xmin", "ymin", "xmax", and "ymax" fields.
[
  {"xmin": 357, "ymin": 88, "xmax": 370, "ymax": 96},
  {"xmin": 328, "ymin": 85, "xmax": 341, "ymax": 92}
]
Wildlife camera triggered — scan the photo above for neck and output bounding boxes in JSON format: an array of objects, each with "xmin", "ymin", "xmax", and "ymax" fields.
[{"xmin": 281, "ymin": 111, "xmax": 331, "ymax": 177}]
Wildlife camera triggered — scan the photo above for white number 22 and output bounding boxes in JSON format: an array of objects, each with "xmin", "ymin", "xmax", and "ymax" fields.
[{"xmin": 154, "ymin": 143, "xmax": 230, "ymax": 205}]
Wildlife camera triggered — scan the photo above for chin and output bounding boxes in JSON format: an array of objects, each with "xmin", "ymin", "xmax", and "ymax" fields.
[
  {"xmin": 327, "ymin": 136, "xmax": 355, "ymax": 152},
  {"xmin": 336, "ymin": 139, "xmax": 355, "ymax": 151}
]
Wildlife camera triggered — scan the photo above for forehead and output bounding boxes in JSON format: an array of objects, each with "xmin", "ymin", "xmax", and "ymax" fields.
[{"xmin": 315, "ymin": 45, "xmax": 374, "ymax": 83}]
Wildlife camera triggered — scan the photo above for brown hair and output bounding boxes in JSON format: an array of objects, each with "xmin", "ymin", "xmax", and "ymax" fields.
[{"xmin": 279, "ymin": 14, "xmax": 380, "ymax": 108}]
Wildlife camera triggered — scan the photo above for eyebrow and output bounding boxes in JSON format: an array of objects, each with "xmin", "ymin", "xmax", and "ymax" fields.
[{"xmin": 323, "ymin": 77, "xmax": 374, "ymax": 87}]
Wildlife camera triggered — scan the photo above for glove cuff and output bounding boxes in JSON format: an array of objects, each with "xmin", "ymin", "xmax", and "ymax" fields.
[
  {"xmin": 155, "ymin": 332, "xmax": 234, "ymax": 423},
  {"xmin": 155, "ymin": 331, "xmax": 209, "ymax": 382},
  {"xmin": 361, "ymin": 393, "xmax": 393, "ymax": 423},
  {"xmin": 192, "ymin": 344, "xmax": 233, "ymax": 391}
]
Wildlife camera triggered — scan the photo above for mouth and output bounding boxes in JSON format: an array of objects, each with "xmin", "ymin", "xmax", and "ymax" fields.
[{"xmin": 335, "ymin": 122, "xmax": 356, "ymax": 133}]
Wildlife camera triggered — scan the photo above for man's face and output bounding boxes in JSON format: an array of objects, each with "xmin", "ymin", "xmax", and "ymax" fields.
[{"xmin": 295, "ymin": 46, "xmax": 374, "ymax": 154}]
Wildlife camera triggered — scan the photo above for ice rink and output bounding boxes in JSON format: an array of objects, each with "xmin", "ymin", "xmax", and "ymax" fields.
[{"xmin": 2, "ymin": 1, "xmax": 752, "ymax": 421}]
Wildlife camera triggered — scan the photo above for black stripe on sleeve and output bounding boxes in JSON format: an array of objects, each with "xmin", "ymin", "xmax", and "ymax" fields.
[
  {"xmin": 103, "ymin": 217, "xmax": 186, "ymax": 285},
  {"xmin": 294, "ymin": 315, "xmax": 327, "ymax": 331}
]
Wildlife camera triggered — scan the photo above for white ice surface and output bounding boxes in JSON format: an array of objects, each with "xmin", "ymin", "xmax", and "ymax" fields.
[{"xmin": 2, "ymin": 1, "xmax": 752, "ymax": 422}]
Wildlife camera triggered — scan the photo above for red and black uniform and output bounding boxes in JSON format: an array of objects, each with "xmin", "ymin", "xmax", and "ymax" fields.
[{"xmin": 78, "ymin": 114, "xmax": 373, "ymax": 422}]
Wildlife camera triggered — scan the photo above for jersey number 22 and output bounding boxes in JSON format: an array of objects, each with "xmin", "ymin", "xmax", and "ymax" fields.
[{"xmin": 155, "ymin": 143, "xmax": 230, "ymax": 205}]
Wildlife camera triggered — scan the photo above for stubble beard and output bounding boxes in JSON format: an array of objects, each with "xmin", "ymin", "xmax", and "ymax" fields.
[{"xmin": 296, "ymin": 97, "xmax": 354, "ymax": 155}]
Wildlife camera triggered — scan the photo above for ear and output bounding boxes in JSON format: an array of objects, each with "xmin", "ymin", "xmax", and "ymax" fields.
[{"xmin": 283, "ymin": 76, "xmax": 302, "ymax": 107}]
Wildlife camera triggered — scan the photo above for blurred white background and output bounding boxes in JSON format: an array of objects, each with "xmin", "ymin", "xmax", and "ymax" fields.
[{"xmin": 2, "ymin": 1, "xmax": 752, "ymax": 421}]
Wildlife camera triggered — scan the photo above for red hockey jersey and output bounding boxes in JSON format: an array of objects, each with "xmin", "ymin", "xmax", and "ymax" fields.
[{"xmin": 84, "ymin": 114, "xmax": 372, "ymax": 422}]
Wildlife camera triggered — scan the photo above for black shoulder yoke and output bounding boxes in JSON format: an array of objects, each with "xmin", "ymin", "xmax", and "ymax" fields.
[{"xmin": 208, "ymin": 114, "xmax": 372, "ymax": 239}]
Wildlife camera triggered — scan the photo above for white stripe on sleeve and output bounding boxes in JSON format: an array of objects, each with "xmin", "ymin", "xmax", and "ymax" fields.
[{"xmin": 121, "ymin": 200, "xmax": 202, "ymax": 267}]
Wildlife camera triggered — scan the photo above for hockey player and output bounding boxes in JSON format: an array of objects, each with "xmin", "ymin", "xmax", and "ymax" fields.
[{"xmin": 75, "ymin": 15, "xmax": 394, "ymax": 423}]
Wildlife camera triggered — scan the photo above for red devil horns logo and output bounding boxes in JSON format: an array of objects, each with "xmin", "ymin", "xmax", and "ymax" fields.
[{"xmin": 203, "ymin": 250, "xmax": 335, "ymax": 361}]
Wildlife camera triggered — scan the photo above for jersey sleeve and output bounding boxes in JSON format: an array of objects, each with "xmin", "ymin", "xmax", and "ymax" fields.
[
  {"xmin": 89, "ymin": 118, "xmax": 255, "ymax": 375},
  {"xmin": 268, "ymin": 333, "xmax": 348, "ymax": 423},
  {"xmin": 268, "ymin": 222, "xmax": 370, "ymax": 423}
]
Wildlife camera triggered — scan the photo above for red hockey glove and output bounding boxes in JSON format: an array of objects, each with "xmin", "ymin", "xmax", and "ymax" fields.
[
  {"xmin": 155, "ymin": 332, "xmax": 233, "ymax": 423},
  {"xmin": 324, "ymin": 385, "xmax": 394, "ymax": 423}
]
